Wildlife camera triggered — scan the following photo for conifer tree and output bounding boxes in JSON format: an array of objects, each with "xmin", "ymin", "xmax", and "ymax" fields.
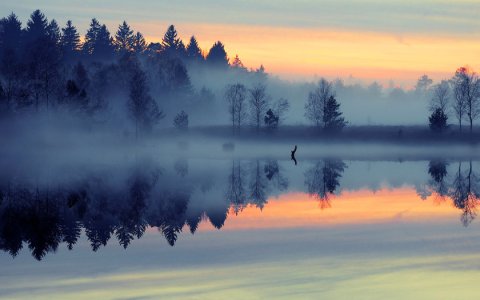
[
  {"xmin": 186, "ymin": 36, "xmax": 203, "ymax": 60},
  {"xmin": 206, "ymin": 41, "xmax": 228, "ymax": 67},
  {"xmin": 61, "ymin": 20, "xmax": 81, "ymax": 59},
  {"xmin": 323, "ymin": 95, "xmax": 346, "ymax": 131},
  {"xmin": 162, "ymin": 25, "xmax": 181, "ymax": 56},
  {"xmin": 132, "ymin": 32, "xmax": 147, "ymax": 54},
  {"xmin": 114, "ymin": 21, "xmax": 134, "ymax": 54}
]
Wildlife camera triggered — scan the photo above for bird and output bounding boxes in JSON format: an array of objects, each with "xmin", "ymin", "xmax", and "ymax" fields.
[{"xmin": 291, "ymin": 145, "xmax": 297, "ymax": 165}]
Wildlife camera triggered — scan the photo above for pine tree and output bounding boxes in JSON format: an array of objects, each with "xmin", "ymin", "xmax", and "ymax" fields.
[
  {"xmin": 24, "ymin": 10, "xmax": 48, "ymax": 44},
  {"xmin": 0, "ymin": 13, "xmax": 22, "ymax": 54},
  {"xmin": 429, "ymin": 107, "xmax": 448, "ymax": 132},
  {"xmin": 96, "ymin": 24, "xmax": 114, "ymax": 60},
  {"xmin": 231, "ymin": 54, "xmax": 246, "ymax": 70},
  {"xmin": 162, "ymin": 25, "xmax": 181, "ymax": 56},
  {"xmin": 47, "ymin": 19, "xmax": 61, "ymax": 49},
  {"xmin": 186, "ymin": 36, "xmax": 203, "ymax": 60},
  {"xmin": 61, "ymin": 20, "xmax": 80, "ymax": 59},
  {"xmin": 0, "ymin": 14, "xmax": 22, "ymax": 111},
  {"xmin": 206, "ymin": 41, "xmax": 228, "ymax": 67},
  {"xmin": 114, "ymin": 21, "xmax": 134, "ymax": 54},
  {"xmin": 157, "ymin": 58, "xmax": 193, "ymax": 97},
  {"xmin": 83, "ymin": 19, "xmax": 113, "ymax": 60},
  {"xmin": 24, "ymin": 10, "xmax": 61, "ymax": 111},
  {"xmin": 176, "ymin": 40, "xmax": 186, "ymax": 58},
  {"xmin": 83, "ymin": 18, "xmax": 101, "ymax": 55},
  {"xmin": 132, "ymin": 32, "xmax": 147, "ymax": 54},
  {"xmin": 323, "ymin": 95, "xmax": 346, "ymax": 131}
]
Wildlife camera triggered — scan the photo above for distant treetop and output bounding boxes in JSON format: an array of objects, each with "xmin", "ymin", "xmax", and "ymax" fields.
[{"xmin": 206, "ymin": 41, "xmax": 229, "ymax": 68}]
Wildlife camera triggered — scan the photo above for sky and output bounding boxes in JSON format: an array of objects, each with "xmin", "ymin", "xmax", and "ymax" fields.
[{"xmin": 1, "ymin": 0, "xmax": 480, "ymax": 86}]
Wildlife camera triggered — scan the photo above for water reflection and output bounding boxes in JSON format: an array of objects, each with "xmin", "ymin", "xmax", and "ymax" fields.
[
  {"xmin": 304, "ymin": 159, "xmax": 346, "ymax": 209},
  {"xmin": 1, "ymin": 158, "xmax": 480, "ymax": 260},
  {"xmin": 450, "ymin": 161, "xmax": 478, "ymax": 226},
  {"xmin": 428, "ymin": 160, "xmax": 449, "ymax": 199}
]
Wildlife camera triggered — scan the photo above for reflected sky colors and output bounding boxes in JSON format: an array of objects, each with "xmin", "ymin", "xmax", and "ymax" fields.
[
  {"xmin": 1, "ymin": 0, "xmax": 479, "ymax": 85},
  {"xmin": 2, "ymin": 152, "xmax": 480, "ymax": 299},
  {"xmin": 211, "ymin": 188, "xmax": 460, "ymax": 231}
]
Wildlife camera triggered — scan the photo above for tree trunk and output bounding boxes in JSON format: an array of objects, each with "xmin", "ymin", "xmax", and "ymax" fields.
[
  {"xmin": 256, "ymin": 113, "xmax": 260, "ymax": 131},
  {"xmin": 470, "ymin": 116, "xmax": 473, "ymax": 134}
]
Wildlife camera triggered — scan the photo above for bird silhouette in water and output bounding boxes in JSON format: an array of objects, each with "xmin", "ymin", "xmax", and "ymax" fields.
[{"xmin": 291, "ymin": 145, "xmax": 297, "ymax": 165}]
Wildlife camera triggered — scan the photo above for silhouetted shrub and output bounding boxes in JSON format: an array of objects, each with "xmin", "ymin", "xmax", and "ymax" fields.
[{"xmin": 429, "ymin": 108, "xmax": 448, "ymax": 132}]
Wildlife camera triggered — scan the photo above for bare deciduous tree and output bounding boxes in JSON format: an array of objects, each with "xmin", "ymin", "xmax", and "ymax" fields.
[
  {"xmin": 452, "ymin": 67, "xmax": 480, "ymax": 133},
  {"xmin": 428, "ymin": 80, "xmax": 450, "ymax": 132},
  {"xmin": 249, "ymin": 84, "xmax": 269, "ymax": 130},
  {"xmin": 449, "ymin": 161, "xmax": 480, "ymax": 226},
  {"xmin": 225, "ymin": 83, "xmax": 247, "ymax": 132},
  {"xmin": 305, "ymin": 78, "xmax": 334, "ymax": 127},
  {"xmin": 430, "ymin": 80, "xmax": 450, "ymax": 113},
  {"xmin": 249, "ymin": 160, "xmax": 268, "ymax": 209},
  {"xmin": 274, "ymin": 98, "xmax": 290, "ymax": 126},
  {"xmin": 226, "ymin": 160, "xmax": 246, "ymax": 214}
]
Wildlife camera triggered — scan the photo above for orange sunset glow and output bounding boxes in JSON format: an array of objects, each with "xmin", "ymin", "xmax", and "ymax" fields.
[
  {"xmin": 3, "ymin": 1, "xmax": 480, "ymax": 299},
  {"xmin": 197, "ymin": 188, "xmax": 463, "ymax": 231},
  {"xmin": 3, "ymin": 0, "xmax": 479, "ymax": 87},
  {"xmin": 140, "ymin": 23, "xmax": 480, "ymax": 86}
]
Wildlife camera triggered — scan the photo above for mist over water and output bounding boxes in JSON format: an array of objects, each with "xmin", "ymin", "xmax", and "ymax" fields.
[
  {"xmin": 3, "ymin": 139, "xmax": 480, "ymax": 298},
  {"xmin": 2, "ymin": 136, "xmax": 480, "ymax": 257},
  {"xmin": 1, "ymin": 6, "xmax": 480, "ymax": 300}
]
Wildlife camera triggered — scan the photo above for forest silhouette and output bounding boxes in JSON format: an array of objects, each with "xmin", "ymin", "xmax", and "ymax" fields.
[
  {"xmin": 1, "ymin": 158, "xmax": 479, "ymax": 260},
  {"xmin": 1, "ymin": 10, "xmax": 479, "ymax": 140}
]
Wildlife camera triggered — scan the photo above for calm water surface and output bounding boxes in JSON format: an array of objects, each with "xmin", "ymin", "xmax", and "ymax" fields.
[{"xmin": 1, "ymin": 150, "xmax": 480, "ymax": 299}]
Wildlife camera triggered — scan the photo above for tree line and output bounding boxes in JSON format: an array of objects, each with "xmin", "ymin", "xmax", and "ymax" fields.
[
  {"xmin": 2, "ymin": 10, "xmax": 478, "ymax": 136},
  {"xmin": 3, "ymin": 156, "xmax": 479, "ymax": 260},
  {"xmin": 0, "ymin": 9, "xmax": 349, "ymax": 135},
  {"xmin": 0, "ymin": 159, "xmax": 288, "ymax": 259},
  {"xmin": 222, "ymin": 78, "xmax": 346, "ymax": 133},
  {"xmin": 425, "ymin": 68, "xmax": 480, "ymax": 134},
  {"xmin": 0, "ymin": 10, "xmax": 268, "ymax": 136}
]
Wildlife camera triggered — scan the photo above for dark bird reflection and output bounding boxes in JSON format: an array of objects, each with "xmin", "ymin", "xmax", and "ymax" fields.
[
  {"xmin": 291, "ymin": 145, "xmax": 297, "ymax": 165},
  {"xmin": 1, "ymin": 158, "xmax": 480, "ymax": 260}
]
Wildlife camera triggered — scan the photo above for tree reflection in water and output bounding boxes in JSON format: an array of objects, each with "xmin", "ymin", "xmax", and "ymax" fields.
[
  {"xmin": 304, "ymin": 159, "xmax": 347, "ymax": 209},
  {"xmin": 2, "ymin": 158, "xmax": 480, "ymax": 260},
  {"xmin": 426, "ymin": 160, "xmax": 480, "ymax": 227}
]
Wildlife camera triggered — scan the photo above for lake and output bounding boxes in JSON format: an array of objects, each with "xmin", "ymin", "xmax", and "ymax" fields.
[{"xmin": 1, "ymin": 143, "xmax": 480, "ymax": 299}]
